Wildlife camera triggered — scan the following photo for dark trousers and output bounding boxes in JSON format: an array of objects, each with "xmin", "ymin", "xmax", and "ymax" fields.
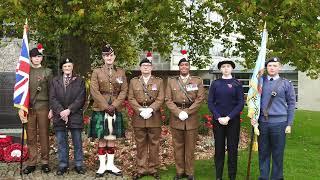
[
  {"xmin": 213, "ymin": 117, "xmax": 240, "ymax": 179},
  {"xmin": 258, "ymin": 121, "xmax": 286, "ymax": 180},
  {"xmin": 55, "ymin": 129, "xmax": 84, "ymax": 168}
]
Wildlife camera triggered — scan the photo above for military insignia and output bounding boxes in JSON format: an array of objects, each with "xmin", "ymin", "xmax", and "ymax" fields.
[
  {"xmin": 37, "ymin": 75, "xmax": 44, "ymax": 82},
  {"xmin": 227, "ymin": 84, "xmax": 233, "ymax": 88},
  {"xmin": 152, "ymin": 84, "xmax": 157, "ymax": 90},
  {"xmin": 116, "ymin": 77, "xmax": 123, "ymax": 84}
]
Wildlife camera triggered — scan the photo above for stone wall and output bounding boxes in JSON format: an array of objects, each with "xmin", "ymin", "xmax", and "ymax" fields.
[
  {"xmin": 0, "ymin": 38, "xmax": 21, "ymax": 72},
  {"xmin": 0, "ymin": 39, "xmax": 22, "ymax": 129},
  {"xmin": 298, "ymin": 72, "xmax": 320, "ymax": 111}
]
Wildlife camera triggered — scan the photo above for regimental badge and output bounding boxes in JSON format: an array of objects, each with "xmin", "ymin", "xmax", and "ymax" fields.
[{"xmin": 227, "ymin": 84, "xmax": 233, "ymax": 88}]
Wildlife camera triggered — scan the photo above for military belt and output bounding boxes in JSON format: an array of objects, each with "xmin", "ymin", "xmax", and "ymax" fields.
[
  {"xmin": 139, "ymin": 102, "xmax": 153, "ymax": 107},
  {"xmin": 174, "ymin": 102, "xmax": 192, "ymax": 109}
]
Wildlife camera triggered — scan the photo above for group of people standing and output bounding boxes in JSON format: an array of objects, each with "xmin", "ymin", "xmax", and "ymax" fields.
[{"xmin": 18, "ymin": 43, "xmax": 295, "ymax": 180}]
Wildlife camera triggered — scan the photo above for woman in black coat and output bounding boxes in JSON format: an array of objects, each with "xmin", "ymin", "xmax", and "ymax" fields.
[{"xmin": 49, "ymin": 58, "xmax": 86, "ymax": 175}]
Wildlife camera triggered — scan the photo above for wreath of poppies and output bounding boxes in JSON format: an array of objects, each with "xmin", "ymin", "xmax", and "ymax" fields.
[
  {"xmin": 0, "ymin": 136, "xmax": 13, "ymax": 148},
  {"xmin": 3, "ymin": 143, "xmax": 28, "ymax": 162}
]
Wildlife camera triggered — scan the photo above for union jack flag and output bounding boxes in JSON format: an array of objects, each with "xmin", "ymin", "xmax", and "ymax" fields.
[{"xmin": 13, "ymin": 21, "xmax": 30, "ymax": 113}]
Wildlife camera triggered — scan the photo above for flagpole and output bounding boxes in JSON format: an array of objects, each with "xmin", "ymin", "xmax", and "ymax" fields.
[
  {"xmin": 20, "ymin": 18, "xmax": 28, "ymax": 176},
  {"xmin": 246, "ymin": 127, "xmax": 255, "ymax": 180},
  {"xmin": 246, "ymin": 22, "xmax": 268, "ymax": 180}
]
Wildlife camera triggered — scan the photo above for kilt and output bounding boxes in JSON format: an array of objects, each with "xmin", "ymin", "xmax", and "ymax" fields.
[{"xmin": 89, "ymin": 111, "xmax": 125, "ymax": 139}]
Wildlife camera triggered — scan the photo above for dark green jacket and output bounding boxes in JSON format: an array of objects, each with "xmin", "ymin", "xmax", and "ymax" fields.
[{"xmin": 29, "ymin": 67, "xmax": 52, "ymax": 110}]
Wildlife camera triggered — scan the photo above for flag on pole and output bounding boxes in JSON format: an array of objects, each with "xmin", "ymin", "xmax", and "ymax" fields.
[
  {"xmin": 13, "ymin": 19, "xmax": 30, "ymax": 113},
  {"xmin": 247, "ymin": 23, "xmax": 268, "ymax": 152},
  {"xmin": 247, "ymin": 23, "xmax": 268, "ymax": 120}
]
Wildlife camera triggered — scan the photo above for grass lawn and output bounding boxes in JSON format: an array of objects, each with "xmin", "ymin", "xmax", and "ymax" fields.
[{"xmin": 141, "ymin": 105, "xmax": 320, "ymax": 180}]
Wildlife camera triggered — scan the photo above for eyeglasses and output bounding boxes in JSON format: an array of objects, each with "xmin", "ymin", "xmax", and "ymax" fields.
[{"xmin": 141, "ymin": 64, "xmax": 152, "ymax": 67}]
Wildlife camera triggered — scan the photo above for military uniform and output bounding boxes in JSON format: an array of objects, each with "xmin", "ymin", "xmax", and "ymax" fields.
[
  {"xmin": 90, "ymin": 44, "xmax": 128, "ymax": 177},
  {"xmin": 89, "ymin": 65, "xmax": 128, "ymax": 138},
  {"xmin": 27, "ymin": 66, "xmax": 52, "ymax": 166},
  {"xmin": 128, "ymin": 75, "xmax": 164, "ymax": 176},
  {"xmin": 165, "ymin": 75, "xmax": 205, "ymax": 177}
]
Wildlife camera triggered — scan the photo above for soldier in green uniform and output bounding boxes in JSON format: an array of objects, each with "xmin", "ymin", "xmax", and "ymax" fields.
[
  {"xmin": 89, "ymin": 44, "xmax": 128, "ymax": 177},
  {"xmin": 19, "ymin": 46, "xmax": 53, "ymax": 174}
]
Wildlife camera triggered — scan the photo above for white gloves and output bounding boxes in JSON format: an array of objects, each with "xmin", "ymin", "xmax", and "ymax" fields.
[
  {"xmin": 218, "ymin": 116, "xmax": 230, "ymax": 125},
  {"xmin": 285, "ymin": 126, "xmax": 291, "ymax": 134},
  {"xmin": 251, "ymin": 118, "xmax": 260, "ymax": 136},
  {"xmin": 139, "ymin": 107, "xmax": 153, "ymax": 119},
  {"xmin": 178, "ymin": 111, "xmax": 188, "ymax": 121}
]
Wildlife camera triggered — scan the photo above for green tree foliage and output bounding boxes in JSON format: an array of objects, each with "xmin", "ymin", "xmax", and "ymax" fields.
[
  {"xmin": 211, "ymin": 0, "xmax": 320, "ymax": 78},
  {"xmin": 1, "ymin": 0, "xmax": 221, "ymax": 74},
  {"xmin": 2, "ymin": 1, "xmax": 319, "ymax": 77}
]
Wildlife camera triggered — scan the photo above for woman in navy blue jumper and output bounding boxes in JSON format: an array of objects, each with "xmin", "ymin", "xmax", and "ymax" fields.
[{"xmin": 208, "ymin": 60, "xmax": 244, "ymax": 180}]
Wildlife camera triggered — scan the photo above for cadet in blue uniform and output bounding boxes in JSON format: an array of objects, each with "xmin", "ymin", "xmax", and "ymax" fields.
[
  {"xmin": 208, "ymin": 60, "xmax": 244, "ymax": 180},
  {"xmin": 251, "ymin": 57, "xmax": 296, "ymax": 180}
]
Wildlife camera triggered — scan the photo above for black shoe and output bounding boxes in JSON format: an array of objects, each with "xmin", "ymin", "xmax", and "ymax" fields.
[
  {"xmin": 107, "ymin": 169, "xmax": 122, "ymax": 176},
  {"xmin": 56, "ymin": 167, "xmax": 68, "ymax": 176},
  {"xmin": 151, "ymin": 172, "xmax": 160, "ymax": 180},
  {"xmin": 75, "ymin": 166, "xmax": 85, "ymax": 174},
  {"xmin": 23, "ymin": 166, "xmax": 36, "ymax": 174},
  {"xmin": 41, "ymin": 164, "xmax": 50, "ymax": 173},
  {"xmin": 174, "ymin": 174, "xmax": 184, "ymax": 180},
  {"xmin": 96, "ymin": 172, "xmax": 105, "ymax": 177},
  {"xmin": 187, "ymin": 175, "xmax": 195, "ymax": 180}
]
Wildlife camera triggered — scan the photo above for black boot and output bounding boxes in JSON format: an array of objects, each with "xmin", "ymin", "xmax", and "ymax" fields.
[
  {"xmin": 41, "ymin": 164, "xmax": 50, "ymax": 173},
  {"xmin": 23, "ymin": 166, "xmax": 36, "ymax": 174},
  {"xmin": 56, "ymin": 167, "xmax": 68, "ymax": 176}
]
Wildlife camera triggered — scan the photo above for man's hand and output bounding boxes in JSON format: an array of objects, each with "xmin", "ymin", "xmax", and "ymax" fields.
[
  {"xmin": 145, "ymin": 108, "xmax": 153, "ymax": 114},
  {"xmin": 48, "ymin": 109, "xmax": 53, "ymax": 120},
  {"xmin": 178, "ymin": 111, "xmax": 188, "ymax": 121},
  {"xmin": 107, "ymin": 105, "xmax": 115, "ymax": 113},
  {"xmin": 253, "ymin": 124, "xmax": 260, "ymax": 136},
  {"xmin": 251, "ymin": 118, "xmax": 257, "ymax": 126},
  {"xmin": 62, "ymin": 116, "xmax": 68, "ymax": 124},
  {"xmin": 139, "ymin": 108, "xmax": 148, "ymax": 119},
  {"xmin": 60, "ymin": 109, "xmax": 71, "ymax": 119},
  {"xmin": 139, "ymin": 108, "xmax": 153, "ymax": 119},
  {"xmin": 251, "ymin": 118, "xmax": 260, "ymax": 135},
  {"xmin": 105, "ymin": 105, "xmax": 115, "ymax": 116},
  {"xmin": 18, "ymin": 109, "xmax": 28, "ymax": 123},
  {"xmin": 285, "ymin": 126, "xmax": 291, "ymax": 134}
]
